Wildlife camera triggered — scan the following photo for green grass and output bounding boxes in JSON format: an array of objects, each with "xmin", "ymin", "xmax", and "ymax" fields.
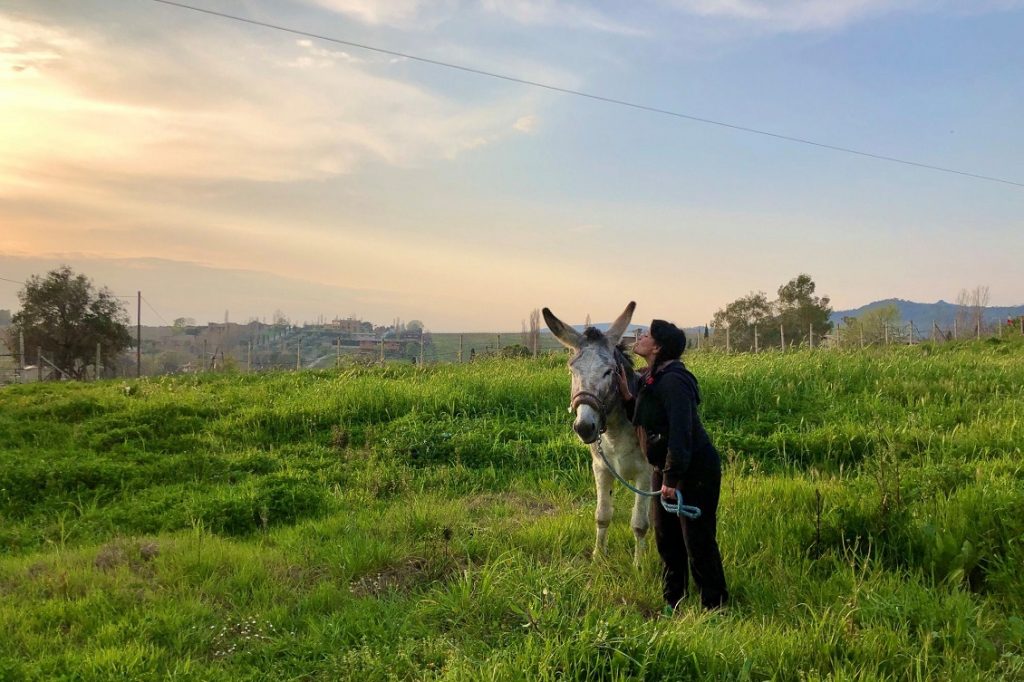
[{"xmin": 1, "ymin": 340, "xmax": 1023, "ymax": 680}]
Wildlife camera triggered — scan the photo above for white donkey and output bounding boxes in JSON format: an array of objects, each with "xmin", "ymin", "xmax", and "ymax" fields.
[{"xmin": 543, "ymin": 302, "xmax": 653, "ymax": 563}]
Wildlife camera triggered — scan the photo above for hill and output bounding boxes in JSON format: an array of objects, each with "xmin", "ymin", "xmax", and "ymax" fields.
[{"xmin": 831, "ymin": 298, "xmax": 1024, "ymax": 329}]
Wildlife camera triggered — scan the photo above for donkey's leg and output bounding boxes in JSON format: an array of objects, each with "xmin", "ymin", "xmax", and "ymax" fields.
[
  {"xmin": 592, "ymin": 461, "xmax": 614, "ymax": 557},
  {"xmin": 630, "ymin": 481, "xmax": 652, "ymax": 566}
]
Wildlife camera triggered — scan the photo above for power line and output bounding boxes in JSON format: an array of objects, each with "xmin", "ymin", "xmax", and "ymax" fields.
[
  {"xmin": 144, "ymin": 0, "xmax": 1024, "ymax": 189},
  {"xmin": 0, "ymin": 276, "xmax": 26, "ymax": 285},
  {"xmin": 142, "ymin": 295, "xmax": 171, "ymax": 326}
]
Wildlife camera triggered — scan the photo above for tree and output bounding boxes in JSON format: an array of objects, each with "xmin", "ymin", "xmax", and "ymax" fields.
[
  {"xmin": 406, "ymin": 320, "xmax": 424, "ymax": 333},
  {"xmin": 9, "ymin": 266, "xmax": 131, "ymax": 379},
  {"xmin": 840, "ymin": 304, "xmax": 901, "ymax": 346},
  {"xmin": 775, "ymin": 273, "xmax": 833, "ymax": 347},
  {"xmin": 710, "ymin": 291, "xmax": 773, "ymax": 351},
  {"xmin": 956, "ymin": 285, "xmax": 990, "ymax": 337}
]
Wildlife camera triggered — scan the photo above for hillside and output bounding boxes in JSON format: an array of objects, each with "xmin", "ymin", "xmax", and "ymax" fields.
[{"xmin": 1, "ymin": 342, "xmax": 1023, "ymax": 679}]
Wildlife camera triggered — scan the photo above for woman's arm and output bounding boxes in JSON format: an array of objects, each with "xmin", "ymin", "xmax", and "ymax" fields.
[{"xmin": 659, "ymin": 373, "xmax": 696, "ymax": 489}]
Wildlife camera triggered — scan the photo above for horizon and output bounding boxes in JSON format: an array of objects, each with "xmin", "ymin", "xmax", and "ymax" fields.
[{"xmin": 3, "ymin": 1, "xmax": 1023, "ymax": 331}]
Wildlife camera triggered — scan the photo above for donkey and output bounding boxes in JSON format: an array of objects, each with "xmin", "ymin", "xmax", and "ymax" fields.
[{"xmin": 542, "ymin": 301, "xmax": 653, "ymax": 564}]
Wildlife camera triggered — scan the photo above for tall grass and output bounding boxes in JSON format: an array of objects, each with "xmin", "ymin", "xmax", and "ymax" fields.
[{"xmin": 1, "ymin": 340, "xmax": 1022, "ymax": 679}]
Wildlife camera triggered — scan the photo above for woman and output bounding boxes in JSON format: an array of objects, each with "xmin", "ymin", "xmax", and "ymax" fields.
[{"xmin": 619, "ymin": 319, "xmax": 729, "ymax": 611}]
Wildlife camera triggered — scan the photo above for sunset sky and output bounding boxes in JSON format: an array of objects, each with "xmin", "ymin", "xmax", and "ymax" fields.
[{"xmin": 2, "ymin": 0, "xmax": 1022, "ymax": 330}]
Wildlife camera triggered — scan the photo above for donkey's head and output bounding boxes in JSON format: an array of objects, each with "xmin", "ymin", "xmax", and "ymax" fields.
[{"xmin": 542, "ymin": 301, "xmax": 636, "ymax": 444}]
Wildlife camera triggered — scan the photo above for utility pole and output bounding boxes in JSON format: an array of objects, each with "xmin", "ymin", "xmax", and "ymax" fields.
[{"xmin": 137, "ymin": 291, "xmax": 142, "ymax": 378}]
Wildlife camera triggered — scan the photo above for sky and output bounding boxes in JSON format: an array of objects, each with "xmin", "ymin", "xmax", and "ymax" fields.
[{"xmin": 1, "ymin": 0, "xmax": 1022, "ymax": 331}]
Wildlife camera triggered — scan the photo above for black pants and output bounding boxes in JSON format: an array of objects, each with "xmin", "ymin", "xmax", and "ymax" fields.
[{"xmin": 652, "ymin": 466, "xmax": 729, "ymax": 609}]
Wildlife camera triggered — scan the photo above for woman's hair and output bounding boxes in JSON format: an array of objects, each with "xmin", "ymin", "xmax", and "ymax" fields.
[{"xmin": 650, "ymin": 319, "xmax": 687, "ymax": 366}]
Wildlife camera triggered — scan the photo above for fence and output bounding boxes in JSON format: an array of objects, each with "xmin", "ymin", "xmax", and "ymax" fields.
[{"xmin": 5, "ymin": 318, "xmax": 1023, "ymax": 385}]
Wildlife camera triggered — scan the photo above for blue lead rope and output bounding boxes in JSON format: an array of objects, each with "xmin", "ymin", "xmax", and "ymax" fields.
[{"xmin": 594, "ymin": 435, "xmax": 702, "ymax": 519}]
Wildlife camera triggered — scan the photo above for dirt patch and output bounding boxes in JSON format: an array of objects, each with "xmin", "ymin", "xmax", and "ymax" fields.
[
  {"xmin": 464, "ymin": 492, "xmax": 558, "ymax": 517},
  {"xmin": 348, "ymin": 555, "xmax": 470, "ymax": 598},
  {"xmin": 93, "ymin": 539, "xmax": 160, "ymax": 576}
]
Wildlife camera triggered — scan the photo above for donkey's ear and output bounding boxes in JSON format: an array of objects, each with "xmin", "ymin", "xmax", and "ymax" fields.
[
  {"xmin": 542, "ymin": 307, "xmax": 583, "ymax": 350},
  {"xmin": 605, "ymin": 301, "xmax": 636, "ymax": 346}
]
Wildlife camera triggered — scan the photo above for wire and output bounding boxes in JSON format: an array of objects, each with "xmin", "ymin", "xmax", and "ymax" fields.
[
  {"xmin": 144, "ymin": 0, "xmax": 1024, "ymax": 189},
  {"xmin": 141, "ymin": 295, "xmax": 171, "ymax": 326},
  {"xmin": 0, "ymin": 276, "xmax": 26, "ymax": 285}
]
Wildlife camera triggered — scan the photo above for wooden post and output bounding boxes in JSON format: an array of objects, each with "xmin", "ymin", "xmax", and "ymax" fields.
[
  {"xmin": 379, "ymin": 337, "xmax": 384, "ymax": 363},
  {"xmin": 953, "ymin": 319, "xmax": 958, "ymax": 340},
  {"xmin": 459, "ymin": 334, "xmax": 464, "ymax": 363},
  {"xmin": 909, "ymin": 322, "xmax": 914, "ymax": 345},
  {"xmin": 780, "ymin": 325, "xmax": 785, "ymax": 352},
  {"xmin": 247, "ymin": 341, "xmax": 252, "ymax": 372},
  {"xmin": 932, "ymin": 321, "xmax": 936, "ymax": 342},
  {"xmin": 37, "ymin": 346, "xmax": 42, "ymax": 382},
  {"xmin": 496, "ymin": 333, "xmax": 501, "ymax": 352},
  {"xmin": 809, "ymin": 323, "xmax": 813, "ymax": 350},
  {"xmin": 336, "ymin": 338, "xmax": 341, "ymax": 367},
  {"xmin": 976, "ymin": 321, "xmax": 981, "ymax": 340},
  {"xmin": 884, "ymin": 324, "xmax": 889, "ymax": 346},
  {"xmin": 137, "ymin": 291, "xmax": 142, "ymax": 378},
  {"xmin": 1020, "ymin": 317, "xmax": 1023, "ymax": 335},
  {"xmin": 296, "ymin": 338, "xmax": 302, "ymax": 370},
  {"xmin": 419, "ymin": 335, "xmax": 424, "ymax": 365},
  {"xmin": 19, "ymin": 331, "xmax": 25, "ymax": 381},
  {"xmin": 96, "ymin": 342, "xmax": 101, "ymax": 380},
  {"xmin": 725, "ymin": 326, "xmax": 730, "ymax": 354},
  {"xmin": 753, "ymin": 325, "xmax": 759, "ymax": 353}
]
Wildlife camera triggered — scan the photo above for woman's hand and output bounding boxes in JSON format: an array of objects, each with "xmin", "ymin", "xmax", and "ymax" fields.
[
  {"xmin": 660, "ymin": 485, "xmax": 677, "ymax": 501},
  {"xmin": 616, "ymin": 366, "xmax": 632, "ymax": 400}
]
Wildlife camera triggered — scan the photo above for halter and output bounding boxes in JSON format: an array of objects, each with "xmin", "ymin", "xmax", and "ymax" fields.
[{"xmin": 568, "ymin": 358, "xmax": 623, "ymax": 434}]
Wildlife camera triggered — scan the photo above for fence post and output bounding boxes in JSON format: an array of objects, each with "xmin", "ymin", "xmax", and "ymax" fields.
[
  {"xmin": 809, "ymin": 323, "xmax": 813, "ymax": 350},
  {"xmin": 884, "ymin": 324, "xmax": 889, "ymax": 346},
  {"xmin": 379, "ymin": 337, "xmax": 384, "ymax": 363},
  {"xmin": 780, "ymin": 325, "xmax": 785, "ymax": 352},
  {"xmin": 459, "ymin": 334, "xmax": 464, "ymax": 363},
  {"xmin": 909, "ymin": 322, "xmax": 914, "ymax": 345},
  {"xmin": 976, "ymin": 321, "xmax": 980, "ymax": 340},
  {"xmin": 753, "ymin": 325, "xmax": 759, "ymax": 353},
  {"xmin": 860, "ymin": 326, "xmax": 864, "ymax": 349},
  {"xmin": 248, "ymin": 341, "xmax": 253, "ymax": 372},
  {"xmin": 19, "ymin": 331, "xmax": 25, "ymax": 382},
  {"xmin": 296, "ymin": 338, "xmax": 302, "ymax": 370},
  {"xmin": 496, "ymin": 334, "xmax": 501, "ymax": 352},
  {"xmin": 96, "ymin": 342, "xmax": 101, "ymax": 380},
  {"xmin": 37, "ymin": 346, "xmax": 42, "ymax": 382},
  {"xmin": 726, "ymin": 326, "xmax": 730, "ymax": 354},
  {"xmin": 932, "ymin": 321, "xmax": 936, "ymax": 342},
  {"xmin": 419, "ymin": 335, "xmax": 424, "ymax": 365},
  {"xmin": 953, "ymin": 319, "xmax": 958, "ymax": 340}
]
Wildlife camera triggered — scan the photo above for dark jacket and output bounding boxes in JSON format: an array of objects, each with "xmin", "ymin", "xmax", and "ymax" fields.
[{"xmin": 625, "ymin": 360, "xmax": 719, "ymax": 488}]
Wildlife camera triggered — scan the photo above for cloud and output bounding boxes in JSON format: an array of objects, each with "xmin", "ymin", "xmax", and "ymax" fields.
[
  {"xmin": 0, "ymin": 13, "xmax": 532, "ymax": 190},
  {"xmin": 480, "ymin": 0, "xmax": 648, "ymax": 36},
  {"xmin": 512, "ymin": 114, "xmax": 538, "ymax": 133},
  {"xmin": 300, "ymin": 0, "xmax": 442, "ymax": 27},
  {"xmin": 661, "ymin": 0, "xmax": 1024, "ymax": 32}
]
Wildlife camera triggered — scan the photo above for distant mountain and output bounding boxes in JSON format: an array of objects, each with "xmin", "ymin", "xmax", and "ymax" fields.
[{"xmin": 831, "ymin": 298, "xmax": 1024, "ymax": 330}]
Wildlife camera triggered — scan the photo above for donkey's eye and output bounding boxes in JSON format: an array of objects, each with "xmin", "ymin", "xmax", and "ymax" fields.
[{"xmin": 603, "ymin": 369, "xmax": 613, "ymax": 378}]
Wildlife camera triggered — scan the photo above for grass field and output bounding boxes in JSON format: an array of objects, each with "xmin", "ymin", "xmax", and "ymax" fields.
[{"xmin": 1, "ymin": 339, "xmax": 1023, "ymax": 680}]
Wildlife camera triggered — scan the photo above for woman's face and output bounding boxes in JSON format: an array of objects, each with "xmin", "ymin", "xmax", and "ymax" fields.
[{"xmin": 633, "ymin": 330, "xmax": 660, "ymax": 358}]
